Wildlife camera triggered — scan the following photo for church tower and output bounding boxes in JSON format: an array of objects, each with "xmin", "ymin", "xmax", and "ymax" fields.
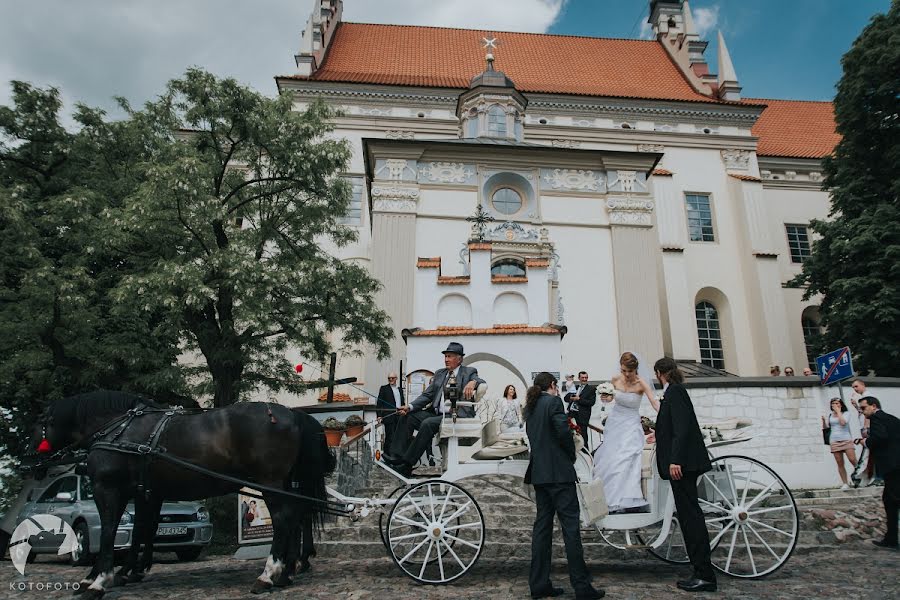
[{"xmin": 456, "ymin": 45, "xmax": 527, "ymax": 141}]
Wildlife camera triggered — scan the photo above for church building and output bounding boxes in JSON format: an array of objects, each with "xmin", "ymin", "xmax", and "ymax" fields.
[{"xmin": 275, "ymin": 0, "xmax": 839, "ymax": 398}]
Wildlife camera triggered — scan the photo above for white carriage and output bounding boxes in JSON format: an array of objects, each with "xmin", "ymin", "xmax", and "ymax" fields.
[{"xmin": 326, "ymin": 399, "xmax": 799, "ymax": 585}]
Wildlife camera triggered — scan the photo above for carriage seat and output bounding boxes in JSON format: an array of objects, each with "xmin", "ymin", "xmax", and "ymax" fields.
[{"xmin": 641, "ymin": 444, "xmax": 655, "ymax": 498}]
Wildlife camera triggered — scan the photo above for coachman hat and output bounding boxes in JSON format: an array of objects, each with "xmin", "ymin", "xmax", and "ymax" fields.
[{"xmin": 441, "ymin": 342, "xmax": 465, "ymax": 356}]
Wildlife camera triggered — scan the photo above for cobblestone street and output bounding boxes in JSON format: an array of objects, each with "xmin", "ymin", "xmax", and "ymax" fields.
[{"xmin": 3, "ymin": 542, "xmax": 898, "ymax": 600}]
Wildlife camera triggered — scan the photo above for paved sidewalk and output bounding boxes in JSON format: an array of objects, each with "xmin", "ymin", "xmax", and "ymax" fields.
[{"xmin": 3, "ymin": 542, "xmax": 897, "ymax": 600}]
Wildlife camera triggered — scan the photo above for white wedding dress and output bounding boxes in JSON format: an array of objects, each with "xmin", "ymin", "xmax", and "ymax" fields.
[{"xmin": 592, "ymin": 390, "xmax": 648, "ymax": 512}]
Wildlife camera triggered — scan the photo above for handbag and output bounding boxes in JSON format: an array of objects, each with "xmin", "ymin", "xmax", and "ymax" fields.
[{"xmin": 822, "ymin": 415, "xmax": 831, "ymax": 445}]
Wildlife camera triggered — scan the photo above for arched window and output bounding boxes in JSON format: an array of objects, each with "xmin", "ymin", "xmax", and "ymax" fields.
[
  {"xmin": 487, "ymin": 105, "xmax": 507, "ymax": 137},
  {"xmin": 491, "ymin": 259, "xmax": 525, "ymax": 277},
  {"xmin": 695, "ymin": 301, "xmax": 725, "ymax": 369},
  {"xmin": 802, "ymin": 309, "xmax": 822, "ymax": 370}
]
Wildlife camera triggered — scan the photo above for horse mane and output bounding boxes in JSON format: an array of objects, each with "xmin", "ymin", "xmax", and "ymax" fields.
[{"xmin": 51, "ymin": 389, "xmax": 162, "ymax": 430}]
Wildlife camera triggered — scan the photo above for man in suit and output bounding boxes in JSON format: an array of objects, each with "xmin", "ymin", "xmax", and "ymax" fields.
[
  {"xmin": 383, "ymin": 342, "xmax": 483, "ymax": 477},
  {"xmin": 376, "ymin": 372, "xmax": 405, "ymax": 453},
  {"xmin": 564, "ymin": 370, "xmax": 596, "ymax": 448},
  {"xmin": 526, "ymin": 372, "xmax": 604, "ymax": 600},
  {"xmin": 653, "ymin": 357, "xmax": 716, "ymax": 592},
  {"xmin": 858, "ymin": 396, "xmax": 900, "ymax": 549}
]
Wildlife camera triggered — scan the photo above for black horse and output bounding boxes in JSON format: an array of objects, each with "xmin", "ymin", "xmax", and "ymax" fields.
[{"xmin": 34, "ymin": 390, "xmax": 334, "ymax": 598}]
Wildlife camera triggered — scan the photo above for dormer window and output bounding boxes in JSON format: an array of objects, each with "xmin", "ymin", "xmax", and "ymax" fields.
[
  {"xmin": 491, "ymin": 258, "xmax": 525, "ymax": 277},
  {"xmin": 487, "ymin": 105, "xmax": 507, "ymax": 137}
]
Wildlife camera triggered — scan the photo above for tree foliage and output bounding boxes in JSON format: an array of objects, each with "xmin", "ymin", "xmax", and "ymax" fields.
[
  {"xmin": 792, "ymin": 2, "xmax": 900, "ymax": 374},
  {"xmin": 106, "ymin": 69, "xmax": 392, "ymax": 406},
  {"xmin": 0, "ymin": 83, "xmax": 187, "ymax": 458}
]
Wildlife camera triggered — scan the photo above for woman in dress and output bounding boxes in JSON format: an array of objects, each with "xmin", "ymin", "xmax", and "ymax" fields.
[
  {"xmin": 821, "ymin": 397, "xmax": 861, "ymax": 490},
  {"xmin": 592, "ymin": 352, "xmax": 659, "ymax": 512},
  {"xmin": 499, "ymin": 384, "xmax": 524, "ymax": 433}
]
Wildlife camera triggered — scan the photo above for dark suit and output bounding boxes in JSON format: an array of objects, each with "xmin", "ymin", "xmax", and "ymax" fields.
[
  {"xmin": 525, "ymin": 392, "xmax": 594, "ymax": 597},
  {"xmin": 390, "ymin": 365, "xmax": 484, "ymax": 466},
  {"xmin": 376, "ymin": 384, "xmax": 405, "ymax": 452},
  {"xmin": 565, "ymin": 383, "xmax": 596, "ymax": 447},
  {"xmin": 866, "ymin": 409, "xmax": 900, "ymax": 545},
  {"xmin": 655, "ymin": 382, "xmax": 715, "ymax": 582}
]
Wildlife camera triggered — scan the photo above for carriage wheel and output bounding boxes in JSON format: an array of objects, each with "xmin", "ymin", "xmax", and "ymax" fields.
[
  {"xmin": 640, "ymin": 515, "xmax": 690, "ymax": 564},
  {"xmin": 597, "ymin": 527, "xmax": 656, "ymax": 550},
  {"xmin": 699, "ymin": 455, "xmax": 799, "ymax": 578},
  {"xmin": 379, "ymin": 484, "xmax": 460, "ymax": 565},
  {"xmin": 386, "ymin": 480, "xmax": 485, "ymax": 585}
]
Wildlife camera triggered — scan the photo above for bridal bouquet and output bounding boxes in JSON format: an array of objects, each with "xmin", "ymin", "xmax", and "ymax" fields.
[{"xmin": 597, "ymin": 382, "xmax": 615, "ymax": 402}]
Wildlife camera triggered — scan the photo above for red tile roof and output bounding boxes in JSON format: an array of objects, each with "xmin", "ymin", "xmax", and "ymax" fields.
[
  {"xmin": 437, "ymin": 276, "xmax": 470, "ymax": 285},
  {"xmin": 652, "ymin": 168, "xmax": 674, "ymax": 176},
  {"xmin": 491, "ymin": 275, "xmax": 528, "ymax": 283},
  {"xmin": 292, "ymin": 22, "xmax": 718, "ymax": 103},
  {"xmin": 417, "ymin": 257, "xmax": 441, "ymax": 268},
  {"xmin": 468, "ymin": 242, "xmax": 492, "ymax": 251},
  {"xmin": 410, "ymin": 325, "xmax": 560, "ymax": 336},
  {"xmin": 729, "ymin": 173, "xmax": 762, "ymax": 182},
  {"xmin": 318, "ymin": 391, "xmax": 352, "ymax": 402},
  {"xmin": 525, "ymin": 258, "xmax": 550, "ymax": 267},
  {"xmin": 747, "ymin": 99, "xmax": 839, "ymax": 159}
]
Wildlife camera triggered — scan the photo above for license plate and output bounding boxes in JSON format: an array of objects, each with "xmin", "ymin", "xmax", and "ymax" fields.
[{"xmin": 156, "ymin": 526, "xmax": 187, "ymax": 536}]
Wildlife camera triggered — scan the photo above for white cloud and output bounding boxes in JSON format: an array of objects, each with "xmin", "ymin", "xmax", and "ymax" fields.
[
  {"xmin": 0, "ymin": 0, "xmax": 566, "ymax": 121},
  {"xmin": 344, "ymin": 0, "xmax": 566, "ymax": 33},
  {"xmin": 639, "ymin": 20, "xmax": 654, "ymax": 40},
  {"xmin": 692, "ymin": 5, "xmax": 720, "ymax": 37}
]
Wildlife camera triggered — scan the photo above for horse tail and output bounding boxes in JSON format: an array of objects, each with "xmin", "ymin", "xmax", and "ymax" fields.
[{"xmin": 292, "ymin": 410, "xmax": 333, "ymax": 532}]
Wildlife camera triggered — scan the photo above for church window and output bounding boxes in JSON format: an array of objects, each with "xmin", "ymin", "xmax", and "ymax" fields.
[
  {"xmin": 487, "ymin": 105, "xmax": 507, "ymax": 137},
  {"xmin": 491, "ymin": 188, "xmax": 522, "ymax": 215},
  {"xmin": 467, "ymin": 116, "xmax": 478, "ymax": 138},
  {"xmin": 685, "ymin": 193, "xmax": 715, "ymax": 242},
  {"xmin": 696, "ymin": 301, "xmax": 725, "ymax": 369},
  {"xmin": 337, "ymin": 176, "xmax": 364, "ymax": 226},
  {"xmin": 785, "ymin": 224, "xmax": 811, "ymax": 263},
  {"xmin": 802, "ymin": 308, "xmax": 822, "ymax": 371},
  {"xmin": 491, "ymin": 259, "xmax": 526, "ymax": 277}
]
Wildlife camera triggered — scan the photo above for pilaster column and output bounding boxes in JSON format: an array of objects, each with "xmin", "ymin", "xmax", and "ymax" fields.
[
  {"xmin": 605, "ymin": 173, "xmax": 665, "ymax": 364},
  {"xmin": 366, "ymin": 182, "xmax": 419, "ymax": 389}
]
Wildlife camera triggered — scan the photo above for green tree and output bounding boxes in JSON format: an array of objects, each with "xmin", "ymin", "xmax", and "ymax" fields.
[
  {"xmin": 107, "ymin": 69, "xmax": 392, "ymax": 406},
  {"xmin": 0, "ymin": 83, "xmax": 187, "ymax": 458},
  {"xmin": 791, "ymin": 2, "xmax": 900, "ymax": 374}
]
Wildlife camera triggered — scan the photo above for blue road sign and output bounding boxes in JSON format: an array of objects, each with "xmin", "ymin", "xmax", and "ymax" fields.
[{"xmin": 815, "ymin": 347, "xmax": 854, "ymax": 386}]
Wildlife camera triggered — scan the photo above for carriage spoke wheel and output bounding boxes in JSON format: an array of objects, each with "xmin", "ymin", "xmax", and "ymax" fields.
[
  {"xmin": 387, "ymin": 480, "xmax": 485, "ymax": 585},
  {"xmin": 699, "ymin": 455, "xmax": 799, "ymax": 578},
  {"xmin": 640, "ymin": 515, "xmax": 690, "ymax": 564},
  {"xmin": 598, "ymin": 527, "xmax": 657, "ymax": 551}
]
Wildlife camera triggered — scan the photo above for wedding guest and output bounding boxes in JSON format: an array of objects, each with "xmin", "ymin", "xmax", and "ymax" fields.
[
  {"xmin": 802, "ymin": 367, "xmax": 813, "ymax": 376},
  {"xmin": 769, "ymin": 365, "xmax": 781, "ymax": 376},
  {"xmin": 849, "ymin": 378, "xmax": 870, "ymax": 431},
  {"xmin": 654, "ymin": 357, "xmax": 716, "ymax": 592},
  {"xmin": 858, "ymin": 397, "xmax": 900, "ymax": 550},
  {"xmin": 783, "ymin": 366, "xmax": 795, "ymax": 376},
  {"xmin": 564, "ymin": 371, "xmax": 596, "ymax": 448},
  {"xmin": 499, "ymin": 384, "xmax": 524, "ymax": 432},
  {"xmin": 525, "ymin": 372, "xmax": 604, "ymax": 599},
  {"xmin": 376, "ymin": 372, "xmax": 405, "ymax": 452},
  {"xmin": 821, "ymin": 398, "xmax": 861, "ymax": 490}
]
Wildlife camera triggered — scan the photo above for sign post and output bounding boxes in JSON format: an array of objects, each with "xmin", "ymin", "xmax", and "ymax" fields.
[{"xmin": 815, "ymin": 346, "xmax": 854, "ymax": 403}]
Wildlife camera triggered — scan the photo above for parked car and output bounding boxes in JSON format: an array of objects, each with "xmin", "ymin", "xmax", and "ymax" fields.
[{"xmin": 15, "ymin": 472, "xmax": 213, "ymax": 564}]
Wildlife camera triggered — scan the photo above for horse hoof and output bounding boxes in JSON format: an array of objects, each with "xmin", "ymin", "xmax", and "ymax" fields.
[
  {"xmin": 113, "ymin": 575, "xmax": 128, "ymax": 587},
  {"xmin": 297, "ymin": 560, "xmax": 311, "ymax": 574},
  {"xmin": 127, "ymin": 572, "xmax": 145, "ymax": 584},
  {"xmin": 273, "ymin": 573, "xmax": 294, "ymax": 588},
  {"xmin": 250, "ymin": 580, "xmax": 273, "ymax": 595}
]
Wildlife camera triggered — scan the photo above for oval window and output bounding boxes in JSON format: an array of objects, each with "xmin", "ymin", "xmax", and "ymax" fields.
[{"xmin": 491, "ymin": 188, "xmax": 522, "ymax": 215}]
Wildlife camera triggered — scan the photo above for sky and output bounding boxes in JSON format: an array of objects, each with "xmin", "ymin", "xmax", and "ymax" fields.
[{"xmin": 0, "ymin": 0, "xmax": 891, "ymax": 121}]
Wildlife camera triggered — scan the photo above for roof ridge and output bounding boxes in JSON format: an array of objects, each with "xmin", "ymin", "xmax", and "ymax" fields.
[
  {"xmin": 339, "ymin": 21, "xmax": 660, "ymax": 44},
  {"xmin": 745, "ymin": 97, "xmax": 834, "ymax": 105}
]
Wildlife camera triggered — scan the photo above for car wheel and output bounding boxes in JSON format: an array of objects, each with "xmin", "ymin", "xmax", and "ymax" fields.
[
  {"xmin": 175, "ymin": 547, "xmax": 203, "ymax": 561},
  {"xmin": 70, "ymin": 522, "xmax": 94, "ymax": 566}
]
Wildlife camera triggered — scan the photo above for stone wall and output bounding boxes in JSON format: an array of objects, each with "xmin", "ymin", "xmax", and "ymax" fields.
[{"xmin": 683, "ymin": 377, "xmax": 900, "ymax": 489}]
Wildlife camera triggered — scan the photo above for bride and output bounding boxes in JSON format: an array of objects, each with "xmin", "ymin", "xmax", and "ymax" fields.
[{"xmin": 592, "ymin": 351, "xmax": 659, "ymax": 512}]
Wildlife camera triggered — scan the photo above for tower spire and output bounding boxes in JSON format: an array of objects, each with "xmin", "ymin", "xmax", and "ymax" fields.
[{"xmin": 716, "ymin": 31, "xmax": 742, "ymax": 101}]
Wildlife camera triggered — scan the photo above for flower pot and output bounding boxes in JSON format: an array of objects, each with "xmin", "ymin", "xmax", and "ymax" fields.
[
  {"xmin": 324, "ymin": 429, "xmax": 344, "ymax": 447},
  {"xmin": 345, "ymin": 425, "xmax": 364, "ymax": 439}
]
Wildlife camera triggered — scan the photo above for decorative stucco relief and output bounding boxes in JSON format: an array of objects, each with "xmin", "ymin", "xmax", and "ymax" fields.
[
  {"xmin": 385, "ymin": 130, "xmax": 415, "ymax": 140},
  {"xmin": 359, "ymin": 106, "xmax": 391, "ymax": 116},
  {"xmin": 371, "ymin": 185, "xmax": 420, "ymax": 201},
  {"xmin": 606, "ymin": 197, "xmax": 655, "ymax": 226},
  {"xmin": 375, "ymin": 158, "xmax": 416, "ymax": 181},
  {"xmin": 607, "ymin": 170, "xmax": 646, "ymax": 193},
  {"xmin": 485, "ymin": 221, "xmax": 540, "ymax": 242},
  {"xmin": 721, "ymin": 149, "xmax": 751, "ymax": 170},
  {"xmin": 373, "ymin": 198, "xmax": 417, "ymax": 213},
  {"xmin": 541, "ymin": 168, "xmax": 605, "ymax": 192},
  {"xmin": 638, "ymin": 144, "xmax": 665, "ymax": 153},
  {"xmin": 550, "ymin": 139, "xmax": 581, "ymax": 148},
  {"xmin": 418, "ymin": 162, "xmax": 475, "ymax": 184}
]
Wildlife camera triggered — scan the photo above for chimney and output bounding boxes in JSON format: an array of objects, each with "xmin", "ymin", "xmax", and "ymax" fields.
[{"xmin": 295, "ymin": 0, "xmax": 343, "ymax": 77}]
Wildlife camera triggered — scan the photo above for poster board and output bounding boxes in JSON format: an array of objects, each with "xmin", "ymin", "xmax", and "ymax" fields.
[{"xmin": 237, "ymin": 488, "xmax": 273, "ymax": 544}]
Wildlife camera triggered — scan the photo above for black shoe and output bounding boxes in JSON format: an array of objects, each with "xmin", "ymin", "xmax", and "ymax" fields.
[
  {"xmin": 575, "ymin": 588, "xmax": 605, "ymax": 599},
  {"xmin": 676, "ymin": 578, "xmax": 717, "ymax": 592},
  {"xmin": 531, "ymin": 586, "xmax": 564, "ymax": 599},
  {"xmin": 872, "ymin": 539, "xmax": 899, "ymax": 550}
]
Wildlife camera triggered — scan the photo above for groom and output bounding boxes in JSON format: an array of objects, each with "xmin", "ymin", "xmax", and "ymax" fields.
[{"xmin": 653, "ymin": 357, "xmax": 717, "ymax": 593}]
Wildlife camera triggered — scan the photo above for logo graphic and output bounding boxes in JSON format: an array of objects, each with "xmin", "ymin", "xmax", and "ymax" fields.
[{"xmin": 9, "ymin": 514, "xmax": 78, "ymax": 575}]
